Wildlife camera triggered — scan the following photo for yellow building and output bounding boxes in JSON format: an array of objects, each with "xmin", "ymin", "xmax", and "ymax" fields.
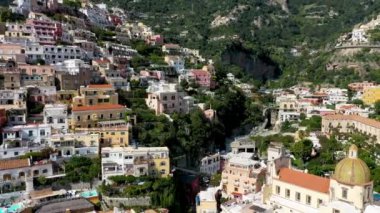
[
  {"xmin": 72, "ymin": 84, "xmax": 118, "ymax": 107},
  {"xmin": 362, "ymin": 86, "xmax": 380, "ymax": 105},
  {"xmin": 196, "ymin": 187, "xmax": 219, "ymax": 213},
  {"xmin": 70, "ymin": 104, "xmax": 127, "ymax": 129},
  {"xmin": 75, "ymin": 125, "xmax": 131, "ymax": 147},
  {"xmin": 101, "ymin": 146, "xmax": 170, "ymax": 181},
  {"xmin": 266, "ymin": 144, "xmax": 375, "ymax": 213},
  {"xmin": 50, "ymin": 133, "xmax": 99, "ymax": 157}
]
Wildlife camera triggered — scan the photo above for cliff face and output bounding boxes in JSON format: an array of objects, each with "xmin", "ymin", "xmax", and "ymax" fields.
[{"xmin": 221, "ymin": 44, "xmax": 281, "ymax": 81}]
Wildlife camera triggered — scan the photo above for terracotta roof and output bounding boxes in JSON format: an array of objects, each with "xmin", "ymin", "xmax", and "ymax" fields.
[
  {"xmin": 87, "ymin": 84, "xmax": 113, "ymax": 89},
  {"xmin": 72, "ymin": 104, "xmax": 125, "ymax": 112},
  {"xmin": 0, "ymin": 158, "xmax": 30, "ymax": 170},
  {"xmin": 191, "ymin": 69, "xmax": 210, "ymax": 76},
  {"xmin": 323, "ymin": 114, "xmax": 380, "ymax": 129},
  {"xmin": 94, "ymin": 58, "xmax": 110, "ymax": 64},
  {"xmin": 278, "ymin": 168, "xmax": 330, "ymax": 194}
]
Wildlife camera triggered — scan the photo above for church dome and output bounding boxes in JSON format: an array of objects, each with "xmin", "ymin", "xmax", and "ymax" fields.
[{"xmin": 333, "ymin": 144, "xmax": 371, "ymax": 185}]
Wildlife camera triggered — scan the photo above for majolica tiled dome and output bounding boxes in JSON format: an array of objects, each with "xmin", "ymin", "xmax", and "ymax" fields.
[{"xmin": 333, "ymin": 144, "xmax": 371, "ymax": 185}]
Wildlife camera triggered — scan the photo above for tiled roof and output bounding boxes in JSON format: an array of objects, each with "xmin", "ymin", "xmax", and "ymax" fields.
[
  {"xmin": 0, "ymin": 158, "xmax": 30, "ymax": 170},
  {"xmin": 87, "ymin": 84, "xmax": 113, "ymax": 89},
  {"xmin": 72, "ymin": 104, "xmax": 125, "ymax": 112},
  {"xmin": 278, "ymin": 168, "xmax": 330, "ymax": 194},
  {"xmin": 323, "ymin": 114, "xmax": 380, "ymax": 129},
  {"xmin": 94, "ymin": 58, "xmax": 110, "ymax": 64},
  {"xmin": 191, "ymin": 69, "xmax": 209, "ymax": 76}
]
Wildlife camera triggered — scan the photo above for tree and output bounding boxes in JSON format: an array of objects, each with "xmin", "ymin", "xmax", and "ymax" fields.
[
  {"xmin": 374, "ymin": 100, "xmax": 380, "ymax": 115},
  {"xmin": 291, "ymin": 139, "xmax": 313, "ymax": 161},
  {"xmin": 210, "ymin": 173, "xmax": 221, "ymax": 187},
  {"xmin": 37, "ymin": 176, "xmax": 47, "ymax": 186},
  {"xmin": 65, "ymin": 156, "xmax": 100, "ymax": 183}
]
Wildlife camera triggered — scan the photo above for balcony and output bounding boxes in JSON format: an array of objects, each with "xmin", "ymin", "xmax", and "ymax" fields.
[{"xmin": 222, "ymin": 179, "xmax": 228, "ymax": 184}]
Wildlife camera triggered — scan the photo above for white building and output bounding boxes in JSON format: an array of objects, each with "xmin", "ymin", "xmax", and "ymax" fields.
[
  {"xmin": 352, "ymin": 28, "xmax": 368, "ymax": 43},
  {"xmin": 0, "ymin": 89, "xmax": 27, "ymax": 110},
  {"xmin": 0, "ymin": 158, "xmax": 53, "ymax": 190},
  {"xmin": 279, "ymin": 111, "xmax": 301, "ymax": 122},
  {"xmin": 2, "ymin": 124, "xmax": 51, "ymax": 146},
  {"xmin": 54, "ymin": 59, "xmax": 90, "ymax": 74},
  {"xmin": 25, "ymin": 44, "xmax": 86, "ymax": 64},
  {"xmin": 196, "ymin": 187, "xmax": 219, "ymax": 213},
  {"xmin": 0, "ymin": 89, "xmax": 27, "ymax": 126},
  {"xmin": 43, "ymin": 104, "xmax": 68, "ymax": 133},
  {"xmin": 164, "ymin": 56, "xmax": 185, "ymax": 73},
  {"xmin": 50, "ymin": 133, "xmax": 99, "ymax": 158},
  {"xmin": 101, "ymin": 146, "xmax": 170, "ymax": 181},
  {"xmin": 200, "ymin": 152, "xmax": 220, "ymax": 175},
  {"xmin": 104, "ymin": 42, "xmax": 137, "ymax": 59}
]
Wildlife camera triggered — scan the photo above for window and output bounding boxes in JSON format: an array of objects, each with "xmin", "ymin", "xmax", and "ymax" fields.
[
  {"xmin": 40, "ymin": 129, "xmax": 45, "ymax": 136},
  {"xmin": 276, "ymin": 186, "xmax": 280, "ymax": 195},
  {"xmin": 342, "ymin": 188, "xmax": 348, "ymax": 199},
  {"xmin": 160, "ymin": 161, "xmax": 166, "ymax": 166},
  {"xmin": 28, "ymin": 130, "xmax": 33, "ymax": 136},
  {"xmin": 160, "ymin": 169, "xmax": 166, "ymax": 174},
  {"xmin": 333, "ymin": 210, "xmax": 340, "ymax": 213},
  {"xmin": 318, "ymin": 199, "xmax": 323, "ymax": 207},
  {"xmin": 14, "ymin": 151, "xmax": 19, "ymax": 156},
  {"xmin": 296, "ymin": 192, "xmax": 300, "ymax": 201},
  {"xmin": 306, "ymin": 195, "xmax": 311, "ymax": 205},
  {"xmin": 77, "ymin": 116, "xmax": 80, "ymax": 121},
  {"xmin": 285, "ymin": 189, "xmax": 290, "ymax": 198},
  {"xmin": 42, "ymin": 169, "xmax": 48, "ymax": 173}
]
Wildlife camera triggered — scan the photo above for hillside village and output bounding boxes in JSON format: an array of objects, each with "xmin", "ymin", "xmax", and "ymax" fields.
[{"xmin": 0, "ymin": 0, "xmax": 379, "ymax": 213}]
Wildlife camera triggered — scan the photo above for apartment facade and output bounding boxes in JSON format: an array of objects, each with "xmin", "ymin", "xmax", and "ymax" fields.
[
  {"xmin": 145, "ymin": 82, "xmax": 187, "ymax": 115},
  {"xmin": 43, "ymin": 104, "xmax": 68, "ymax": 133},
  {"xmin": 321, "ymin": 114, "xmax": 380, "ymax": 144},
  {"xmin": 221, "ymin": 152, "xmax": 266, "ymax": 197},
  {"xmin": 0, "ymin": 158, "xmax": 52, "ymax": 187},
  {"xmin": 72, "ymin": 84, "xmax": 118, "ymax": 107},
  {"xmin": 0, "ymin": 44, "xmax": 26, "ymax": 64},
  {"xmin": 199, "ymin": 153, "xmax": 221, "ymax": 176},
  {"xmin": 70, "ymin": 104, "xmax": 127, "ymax": 129},
  {"xmin": 50, "ymin": 133, "xmax": 99, "ymax": 158},
  {"xmin": 25, "ymin": 44, "xmax": 85, "ymax": 64},
  {"xmin": 101, "ymin": 146, "xmax": 170, "ymax": 181},
  {"xmin": 75, "ymin": 125, "xmax": 131, "ymax": 147}
]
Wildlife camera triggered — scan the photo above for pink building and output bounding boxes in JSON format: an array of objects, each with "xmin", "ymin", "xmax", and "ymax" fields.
[
  {"xmin": 348, "ymin": 81, "xmax": 377, "ymax": 92},
  {"xmin": 25, "ymin": 18, "xmax": 62, "ymax": 45},
  {"xmin": 221, "ymin": 153, "xmax": 266, "ymax": 197},
  {"xmin": 18, "ymin": 64, "xmax": 56, "ymax": 76},
  {"xmin": 139, "ymin": 70, "xmax": 165, "ymax": 81},
  {"xmin": 146, "ymin": 35, "xmax": 164, "ymax": 46},
  {"xmin": 108, "ymin": 15, "xmax": 122, "ymax": 26},
  {"xmin": 188, "ymin": 69, "xmax": 215, "ymax": 89},
  {"xmin": 0, "ymin": 44, "xmax": 26, "ymax": 64}
]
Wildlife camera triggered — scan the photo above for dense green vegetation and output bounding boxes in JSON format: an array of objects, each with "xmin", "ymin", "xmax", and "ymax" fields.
[
  {"xmin": 99, "ymin": 176, "xmax": 179, "ymax": 211},
  {"xmin": 94, "ymin": 0, "xmax": 380, "ymax": 87},
  {"xmin": 0, "ymin": 8, "xmax": 26, "ymax": 22}
]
